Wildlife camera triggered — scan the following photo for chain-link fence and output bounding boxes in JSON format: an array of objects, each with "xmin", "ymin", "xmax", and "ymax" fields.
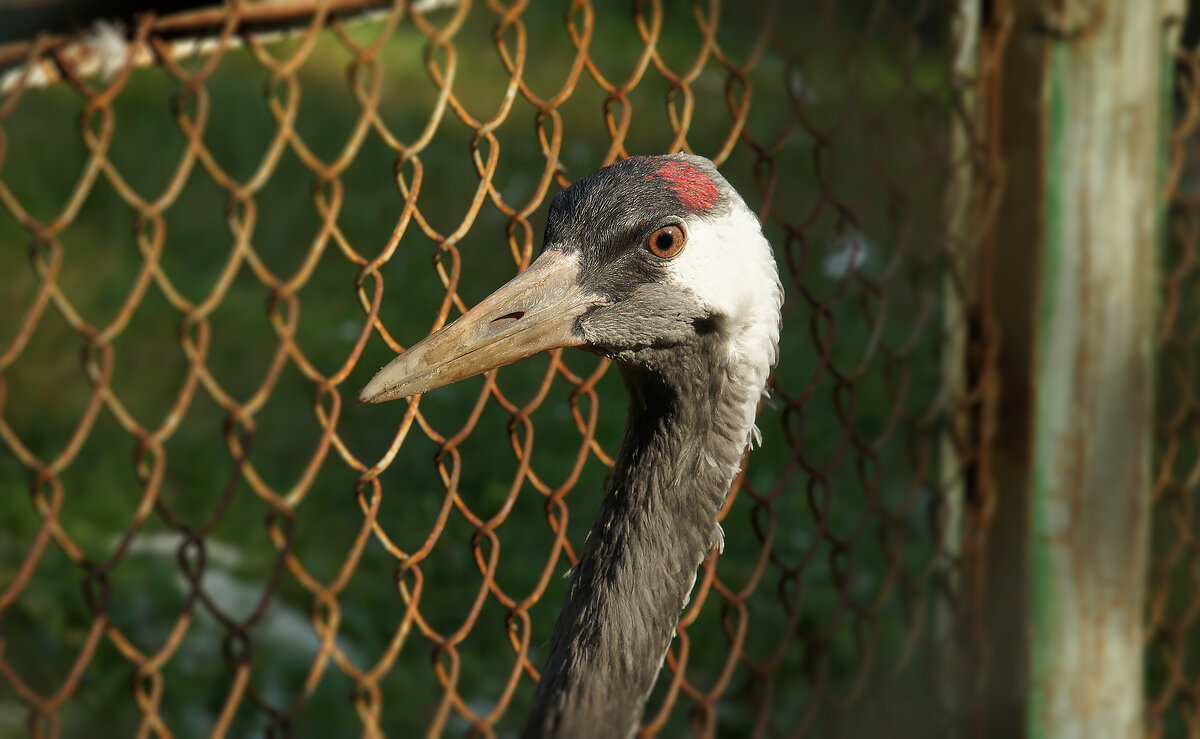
[
  {"xmin": 1151, "ymin": 6, "xmax": 1200, "ymax": 738},
  {"xmin": 0, "ymin": 1, "xmax": 1003, "ymax": 736}
]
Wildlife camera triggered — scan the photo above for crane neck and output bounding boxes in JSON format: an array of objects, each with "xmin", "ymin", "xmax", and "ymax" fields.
[{"xmin": 523, "ymin": 341, "xmax": 762, "ymax": 738}]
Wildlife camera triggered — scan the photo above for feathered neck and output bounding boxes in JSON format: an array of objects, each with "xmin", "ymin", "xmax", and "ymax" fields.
[{"xmin": 522, "ymin": 336, "xmax": 767, "ymax": 739}]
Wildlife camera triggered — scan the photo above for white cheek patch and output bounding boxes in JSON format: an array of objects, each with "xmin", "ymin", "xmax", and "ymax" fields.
[
  {"xmin": 666, "ymin": 202, "xmax": 784, "ymax": 446},
  {"xmin": 668, "ymin": 208, "xmax": 768, "ymax": 320}
]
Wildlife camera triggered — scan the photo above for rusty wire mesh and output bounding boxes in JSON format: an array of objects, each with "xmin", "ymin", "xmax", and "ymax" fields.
[
  {"xmin": 0, "ymin": 1, "xmax": 999, "ymax": 736},
  {"xmin": 1150, "ymin": 7, "xmax": 1200, "ymax": 738}
]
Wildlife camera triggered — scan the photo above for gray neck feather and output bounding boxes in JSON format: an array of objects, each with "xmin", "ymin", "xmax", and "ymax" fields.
[{"xmin": 522, "ymin": 341, "xmax": 759, "ymax": 739}]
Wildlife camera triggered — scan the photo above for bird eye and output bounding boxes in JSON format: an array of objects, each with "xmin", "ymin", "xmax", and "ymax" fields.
[{"xmin": 646, "ymin": 224, "xmax": 686, "ymax": 259}]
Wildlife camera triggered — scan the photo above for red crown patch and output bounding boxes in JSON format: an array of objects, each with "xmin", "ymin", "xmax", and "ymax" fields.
[{"xmin": 652, "ymin": 160, "xmax": 719, "ymax": 212}]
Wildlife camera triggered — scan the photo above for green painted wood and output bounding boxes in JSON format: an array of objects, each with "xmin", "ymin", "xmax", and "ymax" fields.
[
  {"xmin": 982, "ymin": 1, "xmax": 1177, "ymax": 736},
  {"xmin": 1024, "ymin": 3, "xmax": 1166, "ymax": 737}
]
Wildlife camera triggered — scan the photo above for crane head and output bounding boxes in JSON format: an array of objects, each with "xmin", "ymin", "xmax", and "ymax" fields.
[{"xmin": 359, "ymin": 153, "xmax": 781, "ymax": 404}]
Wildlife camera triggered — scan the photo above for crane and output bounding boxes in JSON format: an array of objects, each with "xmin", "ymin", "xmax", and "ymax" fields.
[{"xmin": 360, "ymin": 153, "xmax": 783, "ymax": 738}]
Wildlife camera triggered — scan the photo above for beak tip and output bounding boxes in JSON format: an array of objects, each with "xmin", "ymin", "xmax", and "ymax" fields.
[
  {"xmin": 358, "ymin": 374, "xmax": 394, "ymax": 404},
  {"xmin": 359, "ymin": 370, "xmax": 422, "ymax": 404}
]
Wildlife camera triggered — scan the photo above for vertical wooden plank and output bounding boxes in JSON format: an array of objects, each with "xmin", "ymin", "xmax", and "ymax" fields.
[
  {"xmin": 1027, "ymin": 3, "xmax": 1162, "ymax": 736},
  {"xmin": 982, "ymin": 1, "xmax": 1174, "ymax": 736},
  {"xmin": 937, "ymin": 2, "xmax": 972, "ymax": 723},
  {"xmin": 937, "ymin": 0, "xmax": 980, "ymax": 680},
  {"xmin": 977, "ymin": 1, "xmax": 1044, "ymax": 732}
]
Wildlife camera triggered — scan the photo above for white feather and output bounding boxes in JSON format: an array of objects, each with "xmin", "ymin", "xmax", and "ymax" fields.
[
  {"xmin": 668, "ymin": 198, "xmax": 784, "ymax": 449},
  {"xmin": 713, "ymin": 523, "xmax": 726, "ymax": 553}
]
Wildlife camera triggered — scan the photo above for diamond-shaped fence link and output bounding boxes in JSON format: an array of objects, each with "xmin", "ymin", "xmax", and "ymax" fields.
[
  {"xmin": 1151, "ymin": 7, "xmax": 1200, "ymax": 738},
  {"xmin": 0, "ymin": 1, "xmax": 1002, "ymax": 736}
]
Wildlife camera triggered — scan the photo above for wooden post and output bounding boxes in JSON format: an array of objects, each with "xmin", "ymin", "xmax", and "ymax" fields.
[
  {"xmin": 938, "ymin": 0, "xmax": 981, "ymax": 726},
  {"xmin": 980, "ymin": 1, "xmax": 1177, "ymax": 736}
]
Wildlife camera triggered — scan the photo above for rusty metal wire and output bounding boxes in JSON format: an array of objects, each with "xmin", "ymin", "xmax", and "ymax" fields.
[
  {"xmin": 1149, "ymin": 7, "xmax": 1200, "ymax": 737},
  {"xmin": 0, "ymin": 1, "xmax": 999, "ymax": 736}
]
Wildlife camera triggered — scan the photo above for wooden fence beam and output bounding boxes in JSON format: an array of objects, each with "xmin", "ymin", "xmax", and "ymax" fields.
[{"xmin": 981, "ymin": 1, "xmax": 1176, "ymax": 736}]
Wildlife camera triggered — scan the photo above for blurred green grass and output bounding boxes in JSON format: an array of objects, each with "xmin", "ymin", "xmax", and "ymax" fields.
[{"xmin": 0, "ymin": 3, "xmax": 961, "ymax": 736}]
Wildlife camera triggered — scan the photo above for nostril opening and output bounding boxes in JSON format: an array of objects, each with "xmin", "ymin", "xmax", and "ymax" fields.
[{"xmin": 492, "ymin": 311, "xmax": 525, "ymax": 323}]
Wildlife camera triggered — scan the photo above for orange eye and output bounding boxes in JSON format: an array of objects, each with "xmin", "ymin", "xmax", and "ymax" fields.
[{"xmin": 646, "ymin": 224, "xmax": 686, "ymax": 259}]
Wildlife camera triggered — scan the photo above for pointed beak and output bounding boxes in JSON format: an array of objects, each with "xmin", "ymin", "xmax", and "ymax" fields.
[{"xmin": 359, "ymin": 249, "xmax": 605, "ymax": 403}]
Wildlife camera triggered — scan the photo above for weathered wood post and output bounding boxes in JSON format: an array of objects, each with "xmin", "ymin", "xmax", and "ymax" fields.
[{"xmin": 977, "ymin": 0, "xmax": 1180, "ymax": 736}]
